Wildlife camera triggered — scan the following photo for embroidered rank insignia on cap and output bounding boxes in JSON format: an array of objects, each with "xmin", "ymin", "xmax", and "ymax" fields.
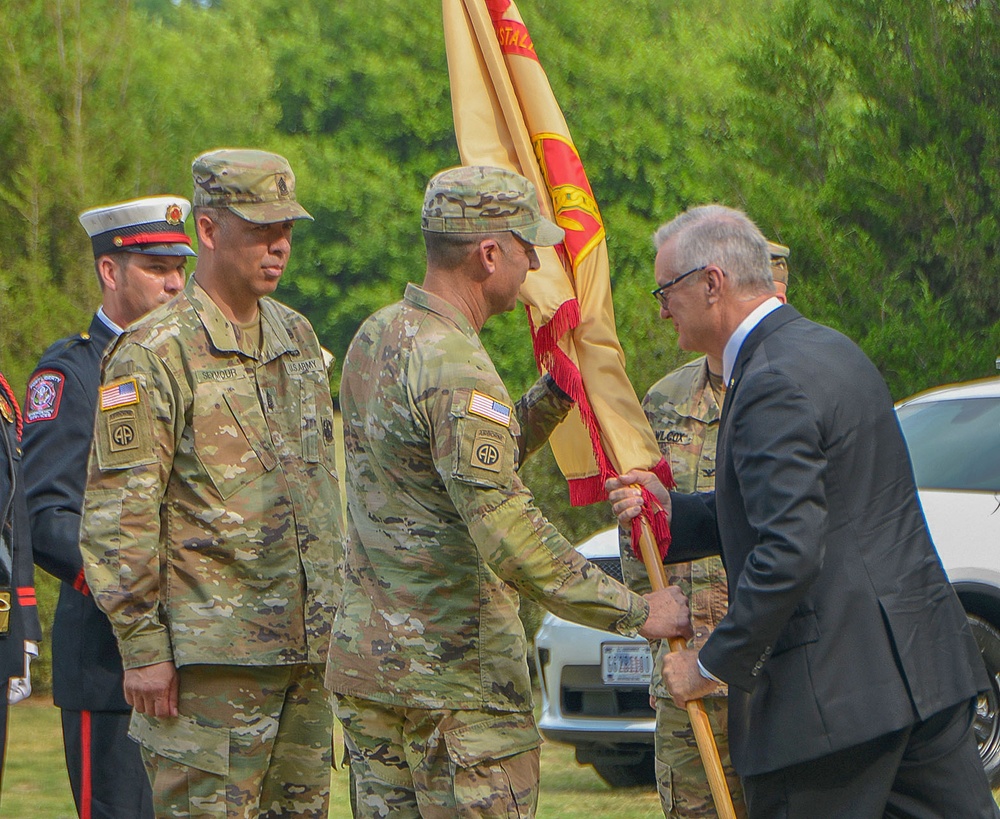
[
  {"xmin": 100, "ymin": 378, "xmax": 140, "ymax": 411},
  {"xmin": 471, "ymin": 428, "xmax": 506, "ymax": 472},
  {"xmin": 468, "ymin": 390, "xmax": 512, "ymax": 427},
  {"xmin": 26, "ymin": 370, "xmax": 65, "ymax": 423}
]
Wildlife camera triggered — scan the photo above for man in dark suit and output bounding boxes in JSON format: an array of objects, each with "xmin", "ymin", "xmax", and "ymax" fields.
[
  {"xmin": 608, "ymin": 204, "xmax": 997, "ymax": 817},
  {"xmin": 0, "ymin": 368, "xmax": 42, "ymax": 802},
  {"xmin": 21, "ymin": 196, "xmax": 193, "ymax": 819}
]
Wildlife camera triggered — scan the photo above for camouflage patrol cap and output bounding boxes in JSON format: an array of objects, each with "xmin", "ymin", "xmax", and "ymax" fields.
[
  {"xmin": 767, "ymin": 241, "xmax": 790, "ymax": 285},
  {"xmin": 191, "ymin": 148, "xmax": 313, "ymax": 224},
  {"xmin": 421, "ymin": 165, "xmax": 564, "ymax": 247}
]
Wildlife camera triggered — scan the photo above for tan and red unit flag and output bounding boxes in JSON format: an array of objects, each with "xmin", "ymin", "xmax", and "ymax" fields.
[
  {"xmin": 442, "ymin": 8, "xmax": 740, "ymax": 813},
  {"xmin": 443, "ymin": 0, "xmax": 674, "ymax": 553}
]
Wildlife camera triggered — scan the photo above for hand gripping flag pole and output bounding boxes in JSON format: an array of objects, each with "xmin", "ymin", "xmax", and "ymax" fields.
[
  {"xmin": 443, "ymin": 1, "xmax": 736, "ymax": 815},
  {"xmin": 638, "ymin": 520, "xmax": 736, "ymax": 819}
]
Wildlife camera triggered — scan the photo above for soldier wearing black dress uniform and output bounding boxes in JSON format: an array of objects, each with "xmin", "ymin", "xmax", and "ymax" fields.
[
  {"xmin": 0, "ymin": 368, "xmax": 43, "ymax": 803},
  {"xmin": 21, "ymin": 196, "xmax": 195, "ymax": 819}
]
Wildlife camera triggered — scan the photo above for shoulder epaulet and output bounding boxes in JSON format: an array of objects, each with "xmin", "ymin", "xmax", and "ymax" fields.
[
  {"xmin": 0, "ymin": 371, "xmax": 23, "ymax": 440},
  {"xmin": 68, "ymin": 331, "xmax": 93, "ymax": 348},
  {"xmin": 50, "ymin": 331, "xmax": 92, "ymax": 356}
]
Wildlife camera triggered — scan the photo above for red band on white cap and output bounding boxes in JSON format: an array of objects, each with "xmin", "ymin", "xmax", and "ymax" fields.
[{"xmin": 114, "ymin": 231, "xmax": 192, "ymax": 248}]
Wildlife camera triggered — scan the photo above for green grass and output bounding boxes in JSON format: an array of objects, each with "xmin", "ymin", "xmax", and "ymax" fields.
[
  {"xmin": 4, "ymin": 699, "xmax": 76, "ymax": 819},
  {"xmin": 8, "ymin": 696, "xmax": 1000, "ymax": 817},
  {"xmin": 3, "ymin": 696, "xmax": 660, "ymax": 818}
]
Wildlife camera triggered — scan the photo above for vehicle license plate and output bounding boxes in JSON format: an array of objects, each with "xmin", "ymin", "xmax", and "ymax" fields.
[{"xmin": 601, "ymin": 642, "xmax": 653, "ymax": 685}]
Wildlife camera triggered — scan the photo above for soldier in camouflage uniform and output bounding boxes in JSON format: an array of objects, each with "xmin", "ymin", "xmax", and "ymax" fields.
[
  {"xmin": 619, "ymin": 242, "xmax": 789, "ymax": 818},
  {"xmin": 325, "ymin": 165, "xmax": 692, "ymax": 819},
  {"xmin": 80, "ymin": 149, "xmax": 343, "ymax": 819}
]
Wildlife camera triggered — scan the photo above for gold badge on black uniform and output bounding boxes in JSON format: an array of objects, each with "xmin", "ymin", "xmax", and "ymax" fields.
[{"xmin": 0, "ymin": 395, "xmax": 12, "ymax": 424}]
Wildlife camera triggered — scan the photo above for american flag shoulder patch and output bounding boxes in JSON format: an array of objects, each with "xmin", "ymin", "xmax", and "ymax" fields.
[
  {"xmin": 100, "ymin": 377, "xmax": 140, "ymax": 411},
  {"xmin": 468, "ymin": 390, "xmax": 512, "ymax": 427}
]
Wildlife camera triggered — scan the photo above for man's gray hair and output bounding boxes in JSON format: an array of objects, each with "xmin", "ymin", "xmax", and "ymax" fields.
[{"xmin": 653, "ymin": 205, "xmax": 773, "ymax": 296}]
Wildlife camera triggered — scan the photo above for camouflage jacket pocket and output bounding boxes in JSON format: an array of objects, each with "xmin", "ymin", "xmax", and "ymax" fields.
[
  {"xmin": 299, "ymin": 374, "xmax": 339, "ymax": 477},
  {"xmin": 193, "ymin": 382, "xmax": 277, "ymax": 500},
  {"xmin": 451, "ymin": 415, "xmax": 516, "ymax": 490},
  {"xmin": 129, "ymin": 711, "xmax": 229, "ymax": 775},
  {"xmin": 443, "ymin": 712, "xmax": 541, "ymax": 767},
  {"xmin": 447, "ymin": 384, "xmax": 516, "ymax": 489}
]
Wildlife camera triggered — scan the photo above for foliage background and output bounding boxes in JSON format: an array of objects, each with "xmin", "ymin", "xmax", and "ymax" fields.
[{"xmin": 2, "ymin": 0, "xmax": 1000, "ymax": 688}]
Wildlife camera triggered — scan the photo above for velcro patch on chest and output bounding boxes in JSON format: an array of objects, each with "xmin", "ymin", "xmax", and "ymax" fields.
[
  {"xmin": 468, "ymin": 390, "xmax": 512, "ymax": 427},
  {"xmin": 25, "ymin": 370, "xmax": 65, "ymax": 423},
  {"xmin": 657, "ymin": 428, "xmax": 693, "ymax": 446},
  {"xmin": 471, "ymin": 427, "xmax": 507, "ymax": 473}
]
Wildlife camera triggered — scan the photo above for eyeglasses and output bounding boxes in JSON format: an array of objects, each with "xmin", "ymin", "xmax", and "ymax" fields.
[{"xmin": 651, "ymin": 266, "xmax": 707, "ymax": 307}]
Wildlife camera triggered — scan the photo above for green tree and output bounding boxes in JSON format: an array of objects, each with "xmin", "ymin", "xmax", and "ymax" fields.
[{"xmin": 710, "ymin": 0, "xmax": 1000, "ymax": 396}]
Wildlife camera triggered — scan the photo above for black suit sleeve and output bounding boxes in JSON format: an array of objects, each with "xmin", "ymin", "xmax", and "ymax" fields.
[
  {"xmin": 664, "ymin": 490, "xmax": 720, "ymax": 564},
  {"xmin": 699, "ymin": 370, "xmax": 829, "ymax": 692},
  {"xmin": 1, "ymin": 416, "xmax": 42, "ymax": 661},
  {"xmin": 22, "ymin": 365, "xmax": 94, "ymax": 587}
]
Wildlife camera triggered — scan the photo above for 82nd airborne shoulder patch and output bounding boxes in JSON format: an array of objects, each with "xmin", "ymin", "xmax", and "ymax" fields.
[{"xmin": 471, "ymin": 427, "xmax": 506, "ymax": 473}]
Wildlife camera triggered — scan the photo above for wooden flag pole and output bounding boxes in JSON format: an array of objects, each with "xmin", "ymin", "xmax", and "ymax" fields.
[{"xmin": 638, "ymin": 525, "xmax": 737, "ymax": 819}]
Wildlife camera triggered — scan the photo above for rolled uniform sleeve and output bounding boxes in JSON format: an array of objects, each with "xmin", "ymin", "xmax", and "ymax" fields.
[
  {"xmin": 512, "ymin": 373, "xmax": 574, "ymax": 468},
  {"xmin": 80, "ymin": 345, "xmax": 183, "ymax": 668},
  {"xmin": 419, "ymin": 368, "xmax": 648, "ymax": 637}
]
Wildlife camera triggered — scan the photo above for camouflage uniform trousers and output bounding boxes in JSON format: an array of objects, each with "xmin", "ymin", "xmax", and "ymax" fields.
[
  {"xmin": 130, "ymin": 663, "xmax": 333, "ymax": 819},
  {"xmin": 336, "ymin": 695, "xmax": 540, "ymax": 818},
  {"xmin": 655, "ymin": 695, "xmax": 746, "ymax": 818}
]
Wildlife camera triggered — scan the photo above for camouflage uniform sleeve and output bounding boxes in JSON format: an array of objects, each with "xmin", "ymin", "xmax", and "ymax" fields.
[
  {"xmin": 80, "ymin": 343, "xmax": 184, "ymax": 669},
  {"xmin": 512, "ymin": 373, "xmax": 574, "ymax": 468},
  {"xmin": 415, "ymin": 360, "xmax": 648, "ymax": 637}
]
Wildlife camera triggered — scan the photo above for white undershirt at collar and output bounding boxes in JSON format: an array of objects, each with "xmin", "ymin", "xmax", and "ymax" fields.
[
  {"xmin": 96, "ymin": 306, "xmax": 125, "ymax": 337},
  {"xmin": 722, "ymin": 298, "xmax": 782, "ymax": 384}
]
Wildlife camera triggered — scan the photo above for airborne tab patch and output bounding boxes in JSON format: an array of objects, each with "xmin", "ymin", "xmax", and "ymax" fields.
[
  {"xmin": 100, "ymin": 378, "xmax": 139, "ymax": 411},
  {"xmin": 471, "ymin": 428, "xmax": 506, "ymax": 473},
  {"xmin": 468, "ymin": 390, "xmax": 512, "ymax": 427},
  {"xmin": 106, "ymin": 407, "xmax": 141, "ymax": 453}
]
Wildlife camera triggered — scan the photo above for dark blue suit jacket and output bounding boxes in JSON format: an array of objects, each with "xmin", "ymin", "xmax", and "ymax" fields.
[
  {"xmin": 0, "ymin": 376, "xmax": 42, "ymax": 682},
  {"xmin": 668, "ymin": 305, "xmax": 986, "ymax": 776},
  {"xmin": 21, "ymin": 315, "xmax": 129, "ymax": 711}
]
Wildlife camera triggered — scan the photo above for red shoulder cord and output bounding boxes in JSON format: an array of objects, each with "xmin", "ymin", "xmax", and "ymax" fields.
[{"xmin": 0, "ymin": 371, "xmax": 24, "ymax": 441}]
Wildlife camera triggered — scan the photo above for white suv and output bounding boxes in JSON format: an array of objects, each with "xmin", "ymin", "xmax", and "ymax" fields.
[
  {"xmin": 534, "ymin": 526, "xmax": 656, "ymax": 787},
  {"xmin": 895, "ymin": 373, "xmax": 1000, "ymax": 784},
  {"xmin": 535, "ymin": 373, "xmax": 1000, "ymax": 787}
]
